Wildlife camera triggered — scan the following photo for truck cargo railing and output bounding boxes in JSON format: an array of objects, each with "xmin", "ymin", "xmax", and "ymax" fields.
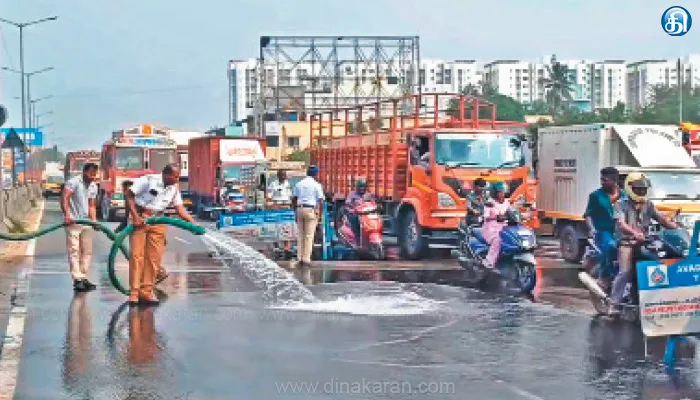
[{"xmin": 309, "ymin": 93, "xmax": 528, "ymax": 200}]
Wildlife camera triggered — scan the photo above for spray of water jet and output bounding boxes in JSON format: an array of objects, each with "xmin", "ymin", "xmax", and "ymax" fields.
[{"xmin": 202, "ymin": 230, "xmax": 315, "ymax": 304}]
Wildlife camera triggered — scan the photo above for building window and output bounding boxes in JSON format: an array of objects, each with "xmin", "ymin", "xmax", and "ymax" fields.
[
  {"xmin": 267, "ymin": 135, "xmax": 280, "ymax": 147},
  {"xmin": 287, "ymin": 137, "xmax": 300, "ymax": 148}
]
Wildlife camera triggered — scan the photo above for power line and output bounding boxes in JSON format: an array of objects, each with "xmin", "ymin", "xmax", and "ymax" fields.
[{"xmin": 0, "ymin": 26, "xmax": 14, "ymax": 69}]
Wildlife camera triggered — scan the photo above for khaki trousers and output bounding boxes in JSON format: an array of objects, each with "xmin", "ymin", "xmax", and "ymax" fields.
[
  {"xmin": 296, "ymin": 208, "xmax": 318, "ymax": 263},
  {"xmin": 65, "ymin": 225, "xmax": 94, "ymax": 281},
  {"xmin": 129, "ymin": 224, "xmax": 167, "ymax": 297}
]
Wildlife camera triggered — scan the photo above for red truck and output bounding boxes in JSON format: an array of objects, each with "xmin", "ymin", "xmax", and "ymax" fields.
[
  {"xmin": 98, "ymin": 124, "xmax": 178, "ymax": 221},
  {"xmin": 188, "ymin": 136, "xmax": 268, "ymax": 220},
  {"xmin": 64, "ymin": 151, "xmax": 101, "ymax": 182}
]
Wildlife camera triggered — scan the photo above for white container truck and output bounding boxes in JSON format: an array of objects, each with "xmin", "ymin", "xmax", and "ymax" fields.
[{"xmin": 536, "ymin": 123, "xmax": 700, "ymax": 262}]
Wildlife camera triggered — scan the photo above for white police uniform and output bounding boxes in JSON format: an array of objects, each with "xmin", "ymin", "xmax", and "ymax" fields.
[
  {"xmin": 292, "ymin": 176, "xmax": 324, "ymax": 264},
  {"xmin": 131, "ymin": 174, "xmax": 183, "ymax": 213}
]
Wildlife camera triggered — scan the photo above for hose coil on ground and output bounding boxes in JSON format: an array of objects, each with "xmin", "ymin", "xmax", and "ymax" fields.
[{"xmin": 0, "ymin": 217, "xmax": 205, "ymax": 295}]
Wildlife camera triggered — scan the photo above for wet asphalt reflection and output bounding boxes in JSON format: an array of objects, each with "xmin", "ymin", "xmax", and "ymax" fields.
[{"xmin": 8, "ymin": 201, "xmax": 700, "ymax": 399}]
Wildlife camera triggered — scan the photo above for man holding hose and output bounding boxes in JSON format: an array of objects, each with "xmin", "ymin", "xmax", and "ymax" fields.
[
  {"xmin": 61, "ymin": 162, "xmax": 100, "ymax": 292},
  {"xmin": 125, "ymin": 164, "xmax": 197, "ymax": 305}
]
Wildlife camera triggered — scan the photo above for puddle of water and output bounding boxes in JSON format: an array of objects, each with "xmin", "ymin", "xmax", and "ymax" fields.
[
  {"xmin": 202, "ymin": 231, "xmax": 315, "ymax": 304},
  {"xmin": 273, "ymin": 291, "xmax": 446, "ymax": 316}
]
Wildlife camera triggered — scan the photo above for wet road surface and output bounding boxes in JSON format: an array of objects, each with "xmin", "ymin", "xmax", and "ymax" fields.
[{"xmin": 4, "ymin": 200, "xmax": 700, "ymax": 399}]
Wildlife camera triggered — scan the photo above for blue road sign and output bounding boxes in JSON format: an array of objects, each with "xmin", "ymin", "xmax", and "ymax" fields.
[{"xmin": 0, "ymin": 128, "xmax": 43, "ymax": 147}]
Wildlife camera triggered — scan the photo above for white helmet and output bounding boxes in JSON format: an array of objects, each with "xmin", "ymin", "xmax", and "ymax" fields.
[{"xmin": 624, "ymin": 172, "xmax": 651, "ymax": 203}]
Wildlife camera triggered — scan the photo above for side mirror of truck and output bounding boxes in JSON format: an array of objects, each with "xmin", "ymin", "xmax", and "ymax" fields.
[{"xmin": 216, "ymin": 167, "xmax": 221, "ymax": 180}]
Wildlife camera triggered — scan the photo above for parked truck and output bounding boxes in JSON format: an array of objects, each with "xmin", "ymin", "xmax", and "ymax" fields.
[
  {"xmin": 64, "ymin": 150, "xmax": 101, "ymax": 182},
  {"xmin": 168, "ymin": 130, "xmax": 206, "ymax": 192},
  {"xmin": 98, "ymin": 124, "xmax": 178, "ymax": 221},
  {"xmin": 310, "ymin": 93, "xmax": 537, "ymax": 260},
  {"xmin": 536, "ymin": 123, "xmax": 700, "ymax": 262},
  {"xmin": 188, "ymin": 136, "xmax": 268, "ymax": 220},
  {"xmin": 681, "ymin": 122, "xmax": 700, "ymax": 166}
]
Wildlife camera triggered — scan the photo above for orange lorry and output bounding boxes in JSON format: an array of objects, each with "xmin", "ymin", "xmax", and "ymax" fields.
[
  {"xmin": 681, "ymin": 122, "xmax": 700, "ymax": 166},
  {"xmin": 310, "ymin": 93, "xmax": 537, "ymax": 259}
]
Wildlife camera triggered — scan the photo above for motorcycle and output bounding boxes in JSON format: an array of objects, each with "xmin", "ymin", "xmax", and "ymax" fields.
[
  {"xmin": 336, "ymin": 200, "xmax": 385, "ymax": 260},
  {"xmin": 579, "ymin": 225, "xmax": 690, "ymax": 322},
  {"xmin": 451, "ymin": 207, "xmax": 538, "ymax": 293}
]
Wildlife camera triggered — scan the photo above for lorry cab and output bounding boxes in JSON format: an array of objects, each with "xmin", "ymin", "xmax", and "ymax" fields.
[
  {"xmin": 403, "ymin": 129, "xmax": 538, "ymax": 232},
  {"xmin": 98, "ymin": 124, "xmax": 178, "ymax": 221}
]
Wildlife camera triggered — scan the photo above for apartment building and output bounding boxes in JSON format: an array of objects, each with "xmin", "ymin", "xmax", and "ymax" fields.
[
  {"xmin": 229, "ymin": 54, "xmax": 699, "ymax": 123},
  {"xmin": 627, "ymin": 54, "xmax": 700, "ymax": 110}
]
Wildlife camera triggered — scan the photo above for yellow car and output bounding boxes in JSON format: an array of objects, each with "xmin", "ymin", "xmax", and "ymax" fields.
[{"xmin": 43, "ymin": 176, "xmax": 65, "ymax": 197}]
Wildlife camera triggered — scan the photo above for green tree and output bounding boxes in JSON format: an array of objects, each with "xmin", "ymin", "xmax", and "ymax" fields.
[
  {"xmin": 539, "ymin": 55, "xmax": 574, "ymax": 115},
  {"xmin": 629, "ymin": 84, "xmax": 700, "ymax": 124},
  {"xmin": 527, "ymin": 100, "xmax": 552, "ymax": 115},
  {"xmin": 286, "ymin": 149, "xmax": 310, "ymax": 163},
  {"xmin": 449, "ymin": 84, "xmax": 526, "ymax": 122}
]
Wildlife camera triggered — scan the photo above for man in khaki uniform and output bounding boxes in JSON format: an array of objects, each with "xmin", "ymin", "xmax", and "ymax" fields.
[
  {"xmin": 291, "ymin": 165, "xmax": 324, "ymax": 267},
  {"xmin": 125, "ymin": 164, "xmax": 197, "ymax": 305}
]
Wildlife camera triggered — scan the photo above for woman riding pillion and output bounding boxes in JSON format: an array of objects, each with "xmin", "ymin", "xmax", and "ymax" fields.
[
  {"xmin": 482, "ymin": 181, "xmax": 512, "ymax": 269},
  {"xmin": 610, "ymin": 172, "xmax": 679, "ymax": 316}
]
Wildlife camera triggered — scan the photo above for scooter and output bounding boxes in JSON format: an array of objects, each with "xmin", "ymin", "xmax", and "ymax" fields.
[
  {"xmin": 451, "ymin": 208, "xmax": 538, "ymax": 293},
  {"xmin": 336, "ymin": 200, "xmax": 385, "ymax": 260},
  {"xmin": 579, "ymin": 226, "xmax": 690, "ymax": 322}
]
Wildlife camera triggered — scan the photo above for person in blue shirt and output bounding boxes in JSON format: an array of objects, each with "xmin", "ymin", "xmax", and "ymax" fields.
[{"xmin": 584, "ymin": 167, "xmax": 624, "ymax": 282}]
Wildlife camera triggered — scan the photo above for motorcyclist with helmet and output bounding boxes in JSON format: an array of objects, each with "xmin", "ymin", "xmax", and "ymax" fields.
[
  {"xmin": 610, "ymin": 172, "xmax": 679, "ymax": 315},
  {"xmin": 482, "ymin": 181, "xmax": 512, "ymax": 269},
  {"xmin": 345, "ymin": 178, "xmax": 376, "ymax": 246}
]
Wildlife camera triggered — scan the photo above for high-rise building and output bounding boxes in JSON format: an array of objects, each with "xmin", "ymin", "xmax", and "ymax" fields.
[
  {"xmin": 229, "ymin": 54, "xmax": 700, "ymax": 123},
  {"xmin": 626, "ymin": 54, "xmax": 700, "ymax": 110}
]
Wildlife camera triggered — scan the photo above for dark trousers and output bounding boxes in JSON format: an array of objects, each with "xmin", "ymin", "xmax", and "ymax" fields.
[
  {"xmin": 349, "ymin": 214, "xmax": 361, "ymax": 245},
  {"xmin": 595, "ymin": 230, "xmax": 617, "ymax": 279}
]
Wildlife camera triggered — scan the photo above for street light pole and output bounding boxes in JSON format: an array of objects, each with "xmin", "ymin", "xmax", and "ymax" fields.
[{"xmin": 0, "ymin": 16, "xmax": 58, "ymax": 129}]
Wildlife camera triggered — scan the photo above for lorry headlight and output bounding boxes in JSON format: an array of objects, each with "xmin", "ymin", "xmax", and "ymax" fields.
[{"xmin": 437, "ymin": 192, "xmax": 456, "ymax": 208}]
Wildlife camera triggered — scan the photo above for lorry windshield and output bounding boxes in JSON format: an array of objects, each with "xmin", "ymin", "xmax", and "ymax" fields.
[
  {"xmin": 115, "ymin": 148, "xmax": 144, "ymax": 170},
  {"xmin": 149, "ymin": 149, "xmax": 177, "ymax": 172},
  {"xmin": 644, "ymin": 171, "xmax": 700, "ymax": 200},
  {"xmin": 223, "ymin": 166, "xmax": 244, "ymax": 181},
  {"xmin": 434, "ymin": 133, "xmax": 524, "ymax": 168},
  {"xmin": 47, "ymin": 176, "xmax": 64, "ymax": 184}
]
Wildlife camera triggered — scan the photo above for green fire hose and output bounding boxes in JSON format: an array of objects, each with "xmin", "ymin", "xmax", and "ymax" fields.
[
  {"xmin": 106, "ymin": 217, "xmax": 205, "ymax": 294},
  {"xmin": 0, "ymin": 217, "xmax": 206, "ymax": 295}
]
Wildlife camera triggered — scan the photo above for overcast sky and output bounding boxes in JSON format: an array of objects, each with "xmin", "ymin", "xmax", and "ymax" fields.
[{"xmin": 0, "ymin": 0, "xmax": 698, "ymax": 151}]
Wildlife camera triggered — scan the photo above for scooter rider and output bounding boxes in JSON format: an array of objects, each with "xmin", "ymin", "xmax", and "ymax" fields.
[
  {"xmin": 466, "ymin": 178, "xmax": 489, "ymax": 225},
  {"xmin": 584, "ymin": 167, "xmax": 625, "ymax": 282},
  {"xmin": 610, "ymin": 172, "xmax": 679, "ymax": 315},
  {"xmin": 345, "ymin": 178, "xmax": 375, "ymax": 245},
  {"xmin": 482, "ymin": 181, "xmax": 511, "ymax": 269}
]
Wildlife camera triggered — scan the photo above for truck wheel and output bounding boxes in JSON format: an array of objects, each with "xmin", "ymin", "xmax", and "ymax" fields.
[
  {"xmin": 399, "ymin": 208, "xmax": 428, "ymax": 260},
  {"xmin": 560, "ymin": 224, "xmax": 584, "ymax": 263}
]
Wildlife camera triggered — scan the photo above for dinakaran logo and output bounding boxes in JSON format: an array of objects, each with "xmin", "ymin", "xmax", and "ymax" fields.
[
  {"xmin": 647, "ymin": 264, "xmax": 669, "ymax": 287},
  {"xmin": 662, "ymin": 6, "xmax": 692, "ymax": 36}
]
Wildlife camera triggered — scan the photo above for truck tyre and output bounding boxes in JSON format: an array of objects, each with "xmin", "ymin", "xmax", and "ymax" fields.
[
  {"xmin": 399, "ymin": 208, "xmax": 428, "ymax": 260},
  {"xmin": 560, "ymin": 224, "xmax": 584, "ymax": 263}
]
